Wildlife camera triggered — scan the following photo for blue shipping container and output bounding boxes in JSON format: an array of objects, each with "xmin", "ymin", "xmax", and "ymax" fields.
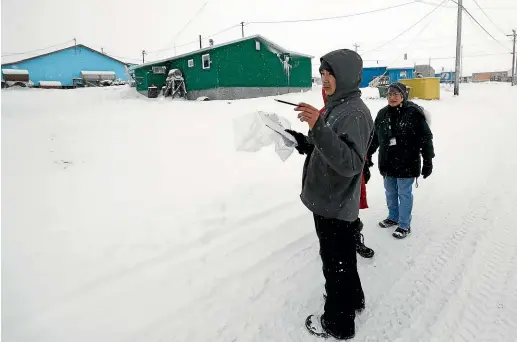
[{"xmin": 361, "ymin": 67, "xmax": 387, "ymax": 88}]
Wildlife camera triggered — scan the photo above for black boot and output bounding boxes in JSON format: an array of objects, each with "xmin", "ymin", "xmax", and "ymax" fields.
[
  {"xmin": 354, "ymin": 219, "xmax": 374, "ymax": 258},
  {"xmin": 305, "ymin": 314, "xmax": 355, "ymax": 340}
]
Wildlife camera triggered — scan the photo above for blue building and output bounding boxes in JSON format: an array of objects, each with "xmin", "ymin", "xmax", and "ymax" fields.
[
  {"xmin": 438, "ymin": 71, "xmax": 455, "ymax": 83},
  {"xmin": 1, "ymin": 44, "xmax": 130, "ymax": 88},
  {"xmin": 361, "ymin": 66, "xmax": 387, "ymax": 88},
  {"xmin": 387, "ymin": 65, "xmax": 415, "ymax": 83}
]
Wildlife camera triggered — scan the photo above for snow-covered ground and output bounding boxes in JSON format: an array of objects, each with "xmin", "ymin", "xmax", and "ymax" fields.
[{"xmin": 2, "ymin": 83, "xmax": 517, "ymax": 342}]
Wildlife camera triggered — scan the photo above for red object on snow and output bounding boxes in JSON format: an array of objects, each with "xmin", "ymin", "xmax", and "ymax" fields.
[{"xmin": 320, "ymin": 88, "xmax": 368, "ymax": 209}]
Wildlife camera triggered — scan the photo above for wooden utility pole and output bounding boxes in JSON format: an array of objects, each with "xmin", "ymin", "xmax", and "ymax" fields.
[
  {"xmin": 142, "ymin": 50, "xmax": 146, "ymax": 63},
  {"xmin": 461, "ymin": 45, "xmax": 464, "ymax": 80},
  {"xmin": 353, "ymin": 43, "xmax": 360, "ymax": 52},
  {"xmin": 241, "ymin": 22, "xmax": 245, "ymax": 38},
  {"xmin": 508, "ymin": 29, "xmax": 516, "ymax": 86},
  {"xmin": 454, "ymin": 0, "xmax": 463, "ymax": 95}
]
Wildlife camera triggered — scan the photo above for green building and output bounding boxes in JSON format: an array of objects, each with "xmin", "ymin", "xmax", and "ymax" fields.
[{"xmin": 132, "ymin": 35, "xmax": 314, "ymax": 100}]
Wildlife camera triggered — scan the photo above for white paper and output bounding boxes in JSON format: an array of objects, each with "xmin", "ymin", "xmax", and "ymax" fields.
[{"xmin": 233, "ymin": 111, "xmax": 296, "ymax": 162}]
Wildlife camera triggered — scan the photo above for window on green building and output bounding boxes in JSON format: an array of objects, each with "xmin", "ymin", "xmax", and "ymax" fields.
[
  {"xmin": 202, "ymin": 54, "xmax": 211, "ymax": 70},
  {"xmin": 152, "ymin": 66, "xmax": 166, "ymax": 74}
]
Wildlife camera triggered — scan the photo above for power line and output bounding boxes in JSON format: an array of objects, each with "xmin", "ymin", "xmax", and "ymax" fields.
[
  {"xmin": 449, "ymin": 0, "xmax": 512, "ymax": 51},
  {"xmin": 1, "ymin": 39, "xmax": 74, "ymax": 57},
  {"xmin": 107, "ymin": 54, "xmax": 142, "ymax": 62},
  {"xmin": 358, "ymin": 52, "xmax": 509, "ymax": 64},
  {"xmin": 206, "ymin": 24, "xmax": 241, "ymax": 38},
  {"xmin": 470, "ymin": 0, "xmax": 509, "ymax": 37},
  {"xmin": 147, "ymin": 24, "xmax": 240, "ymax": 54},
  {"xmin": 172, "ymin": 1, "xmax": 210, "ymax": 42},
  {"xmin": 399, "ymin": 0, "xmax": 449, "ymax": 48},
  {"xmin": 415, "ymin": 0, "xmax": 457, "ymax": 8},
  {"xmin": 363, "ymin": 0, "xmax": 449, "ymax": 63},
  {"xmin": 479, "ymin": 7, "xmax": 517, "ymax": 10},
  {"xmin": 355, "ymin": 0, "xmax": 448, "ymax": 83},
  {"xmin": 418, "ymin": 1, "xmax": 517, "ymax": 10},
  {"xmin": 363, "ymin": 0, "xmax": 449, "ymax": 54},
  {"xmin": 156, "ymin": 0, "xmax": 211, "ymax": 53},
  {"xmin": 247, "ymin": 2, "xmax": 417, "ymax": 24},
  {"xmin": 462, "ymin": 4, "xmax": 512, "ymax": 51},
  {"xmin": 416, "ymin": 51, "xmax": 510, "ymax": 60}
]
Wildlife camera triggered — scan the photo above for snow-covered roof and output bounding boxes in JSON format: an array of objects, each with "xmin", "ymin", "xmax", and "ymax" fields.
[
  {"xmin": 80, "ymin": 71, "xmax": 116, "ymax": 76},
  {"xmin": 387, "ymin": 61, "xmax": 415, "ymax": 70},
  {"xmin": 39, "ymin": 81, "xmax": 62, "ymax": 86},
  {"xmin": 134, "ymin": 35, "xmax": 314, "ymax": 70},
  {"xmin": 1, "ymin": 45, "xmax": 130, "ymax": 67},
  {"xmin": 2, "ymin": 69, "xmax": 29, "ymax": 75},
  {"xmin": 363, "ymin": 63, "xmax": 388, "ymax": 69}
]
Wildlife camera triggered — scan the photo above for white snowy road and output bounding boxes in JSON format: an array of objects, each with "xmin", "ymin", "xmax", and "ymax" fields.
[{"xmin": 2, "ymin": 84, "xmax": 517, "ymax": 341}]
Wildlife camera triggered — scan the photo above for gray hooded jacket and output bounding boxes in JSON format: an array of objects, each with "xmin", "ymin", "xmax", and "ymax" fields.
[{"xmin": 300, "ymin": 49, "xmax": 374, "ymax": 222}]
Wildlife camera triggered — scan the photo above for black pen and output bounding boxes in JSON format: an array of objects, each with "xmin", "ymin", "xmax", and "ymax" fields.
[{"xmin": 274, "ymin": 99, "xmax": 300, "ymax": 107}]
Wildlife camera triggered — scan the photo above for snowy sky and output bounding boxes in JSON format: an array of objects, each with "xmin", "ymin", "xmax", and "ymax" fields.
[{"xmin": 1, "ymin": 0, "xmax": 516, "ymax": 75}]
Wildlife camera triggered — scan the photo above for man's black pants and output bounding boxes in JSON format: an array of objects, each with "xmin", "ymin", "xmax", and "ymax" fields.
[{"xmin": 313, "ymin": 214, "xmax": 365, "ymax": 336}]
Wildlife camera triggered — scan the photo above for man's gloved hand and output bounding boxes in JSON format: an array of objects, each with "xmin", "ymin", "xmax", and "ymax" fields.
[
  {"xmin": 285, "ymin": 129, "xmax": 312, "ymax": 155},
  {"xmin": 363, "ymin": 163, "xmax": 371, "ymax": 184},
  {"xmin": 366, "ymin": 155, "xmax": 374, "ymax": 168},
  {"xmin": 362, "ymin": 156, "xmax": 373, "ymax": 184},
  {"xmin": 422, "ymin": 160, "xmax": 433, "ymax": 179}
]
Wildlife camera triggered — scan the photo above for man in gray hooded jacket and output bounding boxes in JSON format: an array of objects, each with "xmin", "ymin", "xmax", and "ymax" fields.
[{"xmin": 292, "ymin": 49, "xmax": 374, "ymax": 340}]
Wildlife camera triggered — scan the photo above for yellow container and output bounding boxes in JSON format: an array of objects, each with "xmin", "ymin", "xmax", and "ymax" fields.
[{"xmin": 399, "ymin": 77, "xmax": 440, "ymax": 100}]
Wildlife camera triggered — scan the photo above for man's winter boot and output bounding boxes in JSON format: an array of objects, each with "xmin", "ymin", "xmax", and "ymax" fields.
[
  {"xmin": 322, "ymin": 314, "xmax": 355, "ymax": 340},
  {"xmin": 305, "ymin": 314, "xmax": 329, "ymax": 338},
  {"xmin": 305, "ymin": 314, "xmax": 355, "ymax": 340},
  {"xmin": 379, "ymin": 218, "xmax": 398, "ymax": 228},
  {"xmin": 354, "ymin": 219, "xmax": 374, "ymax": 258},
  {"xmin": 356, "ymin": 233, "xmax": 374, "ymax": 258},
  {"xmin": 393, "ymin": 227, "xmax": 411, "ymax": 239}
]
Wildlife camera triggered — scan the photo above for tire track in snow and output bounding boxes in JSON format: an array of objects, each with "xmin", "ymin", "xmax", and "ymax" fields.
[
  {"xmin": 499, "ymin": 242, "xmax": 517, "ymax": 342},
  {"xmin": 391, "ymin": 188, "xmax": 495, "ymax": 342},
  {"xmin": 7, "ymin": 199, "xmax": 305, "ymax": 341},
  {"xmin": 122, "ymin": 215, "xmax": 317, "ymax": 342},
  {"xmin": 444, "ymin": 188, "xmax": 517, "ymax": 342},
  {"xmin": 440, "ymin": 142, "xmax": 517, "ymax": 342},
  {"xmin": 353, "ymin": 123, "xmax": 507, "ymax": 341},
  {"xmin": 354, "ymin": 187, "xmax": 495, "ymax": 341}
]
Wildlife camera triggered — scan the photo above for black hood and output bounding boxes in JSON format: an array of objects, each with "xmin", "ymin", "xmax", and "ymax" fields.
[{"xmin": 320, "ymin": 49, "xmax": 363, "ymax": 106}]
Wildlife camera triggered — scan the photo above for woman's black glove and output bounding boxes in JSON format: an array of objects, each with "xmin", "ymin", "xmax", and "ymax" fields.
[
  {"xmin": 422, "ymin": 160, "xmax": 433, "ymax": 179},
  {"xmin": 285, "ymin": 129, "xmax": 314, "ymax": 155}
]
